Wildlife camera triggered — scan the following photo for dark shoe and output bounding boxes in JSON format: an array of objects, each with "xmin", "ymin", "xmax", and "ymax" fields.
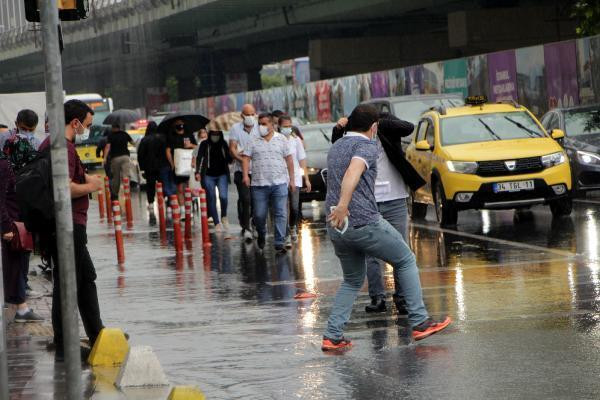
[
  {"xmin": 393, "ymin": 294, "xmax": 408, "ymax": 315},
  {"xmin": 365, "ymin": 297, "xmax": 386, "ymax": 313},
  {"xmin": 321, "ymin": 336, "xmax": 352, "ymax": 351},
  {"xmin": 275, "ymin": 245, "xmax": 286, "ymax": 254},
  {"xmin": 54, "ymin": 345, "xmax": 92, "ymax": 363},
  {"xmin": 14, "ymin": 309, "xmax": 44, "ymax": 323},
  {"xmin": 412, "ymin": 316, "xmax": 452, "ymax": 341},
  {"xmin": 257, "ymin": 235, "xmax": 266, "ymax": 250}
]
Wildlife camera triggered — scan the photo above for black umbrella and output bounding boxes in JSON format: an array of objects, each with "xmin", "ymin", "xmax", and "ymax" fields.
[
  {"xmin": 157, "ymin": 111, "xmax": 210, "ymax": 135},
  {"xmin": 103, "ymin": 109, "xmax": 141, "ymax": 127}
]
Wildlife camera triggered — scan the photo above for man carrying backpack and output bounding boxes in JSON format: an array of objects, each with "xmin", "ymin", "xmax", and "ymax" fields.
[{"xmin": 39, "ymin": 100, "xmax": 105, "ymax": 361}]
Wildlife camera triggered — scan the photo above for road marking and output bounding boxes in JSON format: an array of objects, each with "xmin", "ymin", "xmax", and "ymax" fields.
[
  {"xmin": 574, "ymin": 198, "xmax": 600, "ymax": 205},
  {"xmin": 411, "ymin": 222, "xmax": 576, "ymax": 258}
]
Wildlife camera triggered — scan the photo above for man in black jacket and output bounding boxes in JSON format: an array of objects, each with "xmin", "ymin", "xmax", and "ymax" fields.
[{"xmin": 332, "ymin": 113, "xmax": 426, "ymax": 314}]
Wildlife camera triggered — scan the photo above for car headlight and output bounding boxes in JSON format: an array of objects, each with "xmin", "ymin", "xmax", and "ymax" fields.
[
  {"xmin": 446, "ymin": 160, "xmax": 478, "ymax": 174},
  {"xmin": 577, "ymin": 150, "xmax": 600, "ymax": 165},
  {"xmin": 541, "ymin": 152, "xmax": 566, "ymax": 168}
]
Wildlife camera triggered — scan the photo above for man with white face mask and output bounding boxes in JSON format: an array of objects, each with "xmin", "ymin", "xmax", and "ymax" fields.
[
  {"xmin": 0, "ymin": 109, "xmax": 41, "ymax": 150},
  {"xmin": 242, "ymin": 113, "xmax": 294, "ymax": 253},
  {"xmin": 229, "ymin": 104, "xmax": 259, "ymax": 242}
]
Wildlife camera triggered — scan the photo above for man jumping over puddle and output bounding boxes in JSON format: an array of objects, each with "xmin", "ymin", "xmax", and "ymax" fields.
[{"xmin": 322, "ymin": 104, "xmax": 451, "ymax": 351}]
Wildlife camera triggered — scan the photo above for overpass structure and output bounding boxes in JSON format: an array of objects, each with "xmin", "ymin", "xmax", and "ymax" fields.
[{"xmin": 0, "ymin": 0, "xmax": 576, "ymax": 109}]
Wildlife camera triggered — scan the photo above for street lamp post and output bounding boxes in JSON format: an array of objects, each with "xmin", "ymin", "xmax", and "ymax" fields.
[{"xmin": 39, "ymin": 1, "xmax": 82, "ymax": 398}]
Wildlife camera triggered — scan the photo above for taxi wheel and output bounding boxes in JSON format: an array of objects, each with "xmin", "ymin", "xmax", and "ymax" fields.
[
  {"xmin": 550, "ymin": 197, "xmax": 572, "ymax": 218},
  {"xmin": 408, "ymin": 192, "xmax": 428, "ymax": 220},
  {"xmin": 433, "ymin": 181, "xmax": 458, "ymax": 226}
]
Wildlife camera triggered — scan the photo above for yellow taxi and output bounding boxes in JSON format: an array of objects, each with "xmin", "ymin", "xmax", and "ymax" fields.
[{"xmin": 405, "ymin": 96, "xmax": 572, "ymax": 226}]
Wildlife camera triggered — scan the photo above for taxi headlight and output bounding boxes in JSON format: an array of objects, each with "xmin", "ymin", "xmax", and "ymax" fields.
[
  {"xmin": 577, "ymin": 150, "xmax": 600, "ymax": 165},
  {"xmin": 541, "ymin": 152, "xmax": 566, "ymax": 168},
  {"xmin": 446, "ymin": 160, "xmax": 478, "ymax": 174}
]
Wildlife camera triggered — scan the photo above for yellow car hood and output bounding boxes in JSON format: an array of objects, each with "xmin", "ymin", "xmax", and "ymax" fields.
[{"xmin": 442, "ymin": 138, "xmax": 562, "ymax": 161}]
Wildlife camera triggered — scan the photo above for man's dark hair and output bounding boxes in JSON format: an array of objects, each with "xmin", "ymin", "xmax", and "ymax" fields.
[
  {"xmin": 0, "ymin": 124, "xmax": 8, "ymax": 129},
  {"xmin": 145, "ymin": 121, "xmax": 158, "ymax": 136},
  {"xmin": 278, "ymin": 115, "xmax": 292, "ymax": 124},
  {"xmin": 347, "ymin": 104, "xmax": 379, "ymax": 132},
  {"xmin": 64, "ymin": 99, "xmax": 94, "ymax": 126},
  {"xmin": 16, "ymin": 109, "xmax": 38, "ymax": 128},
  {"xmin": 258, "ymin": 112, "xmax": 272, "ymax": 121},
  {"xmin": 272, "ymin": 110, "xmax": 285, "ymax": 118}
]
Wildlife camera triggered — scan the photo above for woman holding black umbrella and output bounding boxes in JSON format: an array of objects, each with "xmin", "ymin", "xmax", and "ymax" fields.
[{"xmin": 166, "ymin": 119, "xmax": 197, "ymax": 207}]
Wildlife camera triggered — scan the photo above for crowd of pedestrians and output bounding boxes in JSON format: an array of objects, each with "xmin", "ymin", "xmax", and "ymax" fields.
[{"xmin": 0, "ymin": 99, "xmax": 452, "ymax": 360}]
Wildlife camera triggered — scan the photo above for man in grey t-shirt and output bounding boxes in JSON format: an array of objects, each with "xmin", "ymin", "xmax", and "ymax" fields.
[{"xmin": 322, "ymin": 104, "xmax": 451, "ymax": 352}]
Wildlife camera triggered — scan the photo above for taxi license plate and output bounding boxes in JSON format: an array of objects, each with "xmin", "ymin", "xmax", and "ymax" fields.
[{"xmin": 493, "ymin": 180, "xmax": 534, "ymax": 193}]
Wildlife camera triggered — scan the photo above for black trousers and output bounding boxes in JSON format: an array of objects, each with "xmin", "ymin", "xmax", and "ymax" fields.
[
  {"xmin": 51, "ymin": 224, "xmax": 104, "ymax": 349},
  {"xmin": 233, "ymin": 171, "xmax": 252, "ymax": 231},
  {"xmin": 144, "ymin": 170, "xmax": 160, "ymax": 204}
]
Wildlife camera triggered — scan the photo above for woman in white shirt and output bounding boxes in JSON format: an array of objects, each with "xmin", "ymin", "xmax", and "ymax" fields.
[{"xmin": 279, "ymin": 115, "xmax": 311, "ymax": 246}]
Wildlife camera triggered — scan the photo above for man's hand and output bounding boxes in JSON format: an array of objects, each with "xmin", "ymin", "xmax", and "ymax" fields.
[
  {"xmin": 289, "ymin": 182, "xmax": 296, "ymax": 193},
  {"xmin": 195, "ymin": 173, "xmax": 201, "ymax": 182},
  {"xmin": 336, "ymin": 117, "xmax": 348, "ymax": 128},
  {"xmin": 2, "ymin": 232, "xmax": 14, "ymax": 241},
  {"xmin": 243, "ymin": 175, "xmax": 251, "ymax": 187},
  {"xmin": 304, "ymin": 178, "xmax": 312, "ymax": 193},
  {"xmin": 327, "ymin": 205, "xmax": 349, "ymax": 229},
  {"xmin": 87, "ymin": 175, "xmax": 103, "ymax": 192}
]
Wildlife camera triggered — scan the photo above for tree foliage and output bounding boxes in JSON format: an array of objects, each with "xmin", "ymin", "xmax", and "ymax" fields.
[{"xmin": 572, "ymin": 0, "xmax": 600, "ymax": 37}]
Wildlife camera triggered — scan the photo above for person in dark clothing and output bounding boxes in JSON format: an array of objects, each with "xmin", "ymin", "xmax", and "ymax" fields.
[
  {"xmin": 103, "ymin": 125, "xmax": 133, "ymax": 200},
  {"xmin": 95, "ymin": 128, "xmax": 111, "ymax": 180},
  {"xmin": 166, "ymin": 119, "xmax": 197, "ymax": 207},
  {"xmin": 39, "ymin": 100, "xmax": 105, "ymax": 361},
  {"xmin": 332, "ymin": 112, "xmax": 425, "ymax": 314},
  {"xmin": 0, "ymin": 136, "xmax": 43, "ymax": 322},
  {"xmin": 137, "ymin": 121, "xmax": 170, "ymax": 209},
  {"xmin": 195, "ymin": 130, "xmax": 232, "ymax": 231}
]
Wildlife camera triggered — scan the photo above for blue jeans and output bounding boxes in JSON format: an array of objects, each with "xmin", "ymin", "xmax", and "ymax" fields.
[
  {"xmin": 159, "ymin": 166, "xmax": 177, "ymax": 197},
  {"xmin": 204, "ymin": 174, "xmax": 229, "ymax": 224},
  {"xmin": 366, "ymin": 198, "xmax": 409, "ymax": 298},
  {"xmin": 325, "ymin": 217, "xmax": 428, "ymax": 339},
  {"xmin": 251, "ymin": 184, "xmax": 288, "ymax": 246}
]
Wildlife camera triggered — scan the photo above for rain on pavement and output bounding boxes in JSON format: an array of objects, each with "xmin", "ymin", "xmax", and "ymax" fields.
[{"xmin": 15, "ymin": 185, "xmax": 600, "ymax": 399}]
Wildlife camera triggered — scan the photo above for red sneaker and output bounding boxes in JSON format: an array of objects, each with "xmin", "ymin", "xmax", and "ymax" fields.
[
  {"xmin": 321, "ymin": 336, "xmax": 352, "ymax": 351},
  {"xmin": 412, "ymin": 317, "xmax": 452, "ymax": 341}
]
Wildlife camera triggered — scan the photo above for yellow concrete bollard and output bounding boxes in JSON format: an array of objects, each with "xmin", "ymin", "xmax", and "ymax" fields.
[
  {"xmin": 88, "ymin": 328, "xmax": 130, "ymax": 366},
  {"xmin": 167, "ymin": 386, "xmax": 206, "ymax": 400}
]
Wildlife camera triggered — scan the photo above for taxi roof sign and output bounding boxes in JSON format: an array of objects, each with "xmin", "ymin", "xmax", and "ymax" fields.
[{"xmin": 465, "ymin": 95, "xmax": 487, "ymax": 106}]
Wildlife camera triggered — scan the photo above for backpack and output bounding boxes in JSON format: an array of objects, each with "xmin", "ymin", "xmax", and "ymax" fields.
[{"xmin": 15, "ymin": 147, "xmax": 55, "ymax": 234}]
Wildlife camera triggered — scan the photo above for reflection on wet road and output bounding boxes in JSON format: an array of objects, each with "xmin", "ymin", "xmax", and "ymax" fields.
[{"xmin": 85, "ymin": 188, "xmax": 600, "ymax": 399}]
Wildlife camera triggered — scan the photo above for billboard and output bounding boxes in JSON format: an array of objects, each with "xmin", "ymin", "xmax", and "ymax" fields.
[{"xmin": 488, "ymin": 50, "xmax": 518, "ymax": 102}]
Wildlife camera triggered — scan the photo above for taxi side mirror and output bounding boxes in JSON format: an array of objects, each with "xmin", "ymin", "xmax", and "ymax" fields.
[
  {"xmin": 551, "ymin": 129, "xmax": 565, "ymax": 140},
  {"xmin": 415, "ymin": 140, "xmax": 432, "ymax": 151}
]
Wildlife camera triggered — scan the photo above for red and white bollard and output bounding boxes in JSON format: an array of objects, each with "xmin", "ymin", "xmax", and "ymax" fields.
[
  {"xmin": 123, "ymin": 177, "xmax": 133, "ymax": 229},
  {"xmin": 184, "ymin": 188, "xmax": 193, "ymax": 240},
  {"xmin": 98, "ymin": 188, "xmax": 105, "ymax": 219},
  {"xmin": 112, "ymin": 200, "xmax": 125, "ymax": 264},
  {"xmin": 199, "ymin": 189, "xmax": 211, "ymax": 247},
  {"xmin": 104, "ymin": 176, "xmax": 113, "ymax": 223},
  {"xmin": 170, "ymin": 195, "xmax": 183, "ymax": 253},
  {"xmin": 156, "ymin": 182, "xmax": 166, "ymax": 236}
]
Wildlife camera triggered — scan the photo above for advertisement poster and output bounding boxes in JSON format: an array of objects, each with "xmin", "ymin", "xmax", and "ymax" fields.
[
  {"xmin": 305, "ymin": 82, "xmax": 318, "ymax": 122},
  {"xmin": 404, "ymin": 66, "xmax": 424, "ymax": 95},
  {"xmin": 235, "ymin": 92, "xmax": 245, "ymax": 111},
  {"xmin": 443, "ymin": 59, "xmax": 468, "ymax": 97},
  {"xmin": 315, "ymin": 80, "xmax": 332, "ymax": 122},
  {"xmin": 467, "ymin": 54, "xmax": 489, "ymax": 97},
  {"xmin": 388, "ymin": 68, "xmax": 406, "ymax": 96},
  {"xmin": 423, "ymin": 62, "xmax": 444, "ymax": 94},
  {"xmin": 206, "ymin": 97, "xmax": 216, "ymax": 120},
  {"xmin": 576, "ymin": 36, "xmax": 600, "ymax": 105},
  {"xmin": 341, "ymin": 75, "xmax": 359, "ymax": 116},
  {"xmin": 371, "ymin": 71, "xmax": 389, "ymax": 98},
  {"xmin": 358, "ymin": 74, "xmax": 372, "ymax": 102},
  {"xmin": 515, "ymin": 45, "xmax": 546, "ymax": 115},
  {"xmin": 544, "ymin": 41, "xmax": 579, "ymax": 109},
  {"xmin": 331, "ymin": 79, "xmax": 345, "ymax": 121},
  {"xmin": 270, "ymin": 87, "xmax": 286, "ymax": 112},
  {"xmin": 487, "ymin": 50, "xmax": 518, "ymax": 102},
  {"xmin": 291, "ymin": 85, "xmax": 307, "ymax": 120}
]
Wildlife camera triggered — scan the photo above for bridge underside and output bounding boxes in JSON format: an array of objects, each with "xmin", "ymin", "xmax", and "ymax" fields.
[{"xmin": 0, "ymin": 0, "xmax": 575, "ymax": 109}]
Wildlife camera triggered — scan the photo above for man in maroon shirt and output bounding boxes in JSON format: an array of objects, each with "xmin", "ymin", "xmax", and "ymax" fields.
[{"xmin": 40, "ymin": 100, "xmax": 105, "ymax": 361}]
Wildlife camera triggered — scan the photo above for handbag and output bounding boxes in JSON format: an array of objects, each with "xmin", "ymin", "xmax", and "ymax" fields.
[
  {"xmin": 10, "ymin": 222, "xmax": 34, "ymax": 252},
  {"xmin": 174, "ymin": 148, "xmax": 194, "ymax": 177}
]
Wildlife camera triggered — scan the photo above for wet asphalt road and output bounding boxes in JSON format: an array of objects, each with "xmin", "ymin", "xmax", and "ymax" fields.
[{"xmin": 73, "ymin": 185, "xmax": 600, "ymax": 398}]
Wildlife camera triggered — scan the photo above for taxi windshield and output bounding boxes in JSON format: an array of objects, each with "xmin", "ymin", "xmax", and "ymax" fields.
[{"xmin": 440, "ymin": 111, "xmax": 545, "ymax": 146}]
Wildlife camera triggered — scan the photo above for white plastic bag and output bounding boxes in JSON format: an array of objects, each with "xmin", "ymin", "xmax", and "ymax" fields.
[{"xmin": 174, "ymin": 148, "xmax": 194, "ymax": 177}]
